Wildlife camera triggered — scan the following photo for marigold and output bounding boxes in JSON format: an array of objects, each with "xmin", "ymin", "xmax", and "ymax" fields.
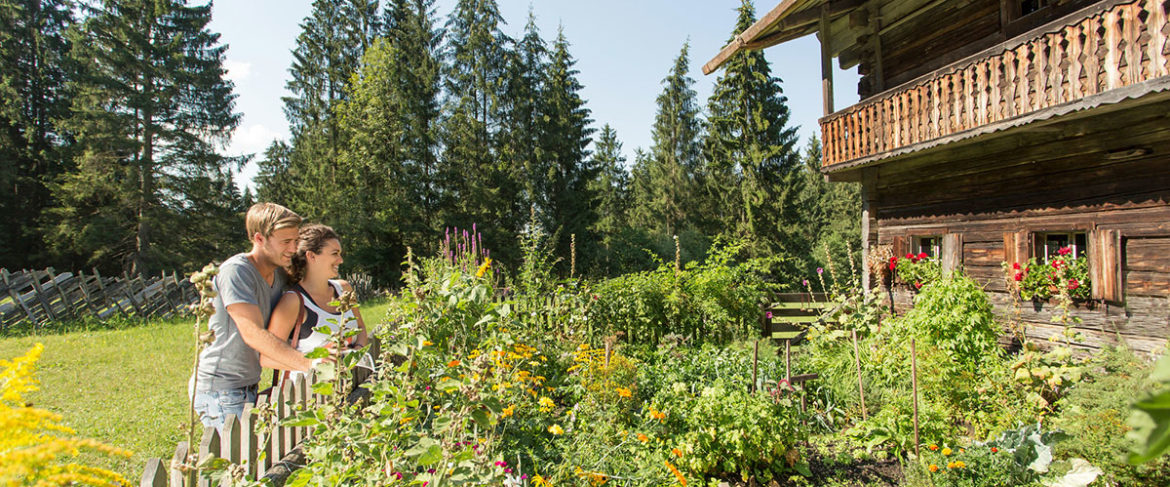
[
  {"xmin": 991, "ymin": 447, "xmax": 998, "ymax": 453},
  {"xmin": 929, "ymin": 444, "xmax": 939, "ymax": 451},
  {"xmin": 501, "ymin": 405, "xmax": 515, "ymax": 418},
  {"xmin": 548, "ymin": 424, "xmax": 564, "ymax": 435},
  {"xmin": 672, "ymin": 448, "xmax": 683, "ymax": 458},
  {"xmin": 955, "ymin": 461, "xmax": 966, "ymax": 469},
  {"xmin": 636, "ymin": 433, "xmax": 648, "ymax": 443},
  {"xmin": 664, "ymin": 460, "xmax": 687, "ymax": 486},
  {"xmin": 942, "ymin": 447, "xmax": 952, "ymax": 456},
  {"xmin": 447, "ymin": 359, "xmax": 461, "ymax": 367},
  {"xmin": 947, "ymin": 461, "xmax": 955, "ymax": 469},
  {"xmin": 538, "ymin": 396, "xmax": 555, "ymax": 412},
  {"xmin": 929, "ymin": 464, "xmax": 939, "ymax": 473},
  {"xmin": 423, "ymin": 340, "xmax": 434, "ymax": 347},
  {"xmin": 617, "ymin": 387, "xmax": 632, "ymax": 398}
]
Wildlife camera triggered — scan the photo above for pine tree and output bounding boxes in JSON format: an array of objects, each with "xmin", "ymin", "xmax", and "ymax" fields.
[
  {"xmin": 799, "ymin": 135, "xmax": 860, "ymax": 273},
  {"xmin": 50, "ymin": 0, "xmax": 240, "ymax": 274},
  {"xmin": 540, "ymin": 27, "xmax": 596, "ymax": 273},
  {"xmin": 704, "ymin": 0, "xmax": 804, "ymax": 277},
  {"xmin": 0, "ymin": 0, "xmax": 74, "ymax": 269},
  {"xmin": 633, "ymin": 42, "xmax": 704, "ymax": 237},
  {"xmin": 282, "ymin": 0, "xmax": 381, "ymax": 221}
]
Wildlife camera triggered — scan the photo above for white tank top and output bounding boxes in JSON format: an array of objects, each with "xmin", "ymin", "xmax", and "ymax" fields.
[{"xmin": 289, "ymin": 280, "xmax": 359, "ymax": 354}]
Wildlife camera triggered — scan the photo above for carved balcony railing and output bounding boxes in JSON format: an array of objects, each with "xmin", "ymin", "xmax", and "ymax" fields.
[{"xmin": 821, "ymin": 0, "xmax": 1170, "ymax": 168}]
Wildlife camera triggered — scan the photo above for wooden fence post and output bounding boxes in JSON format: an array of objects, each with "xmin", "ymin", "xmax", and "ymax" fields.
[
  {"xmin": 170, "ymin": 441, "xmax": 192, "ymax": 487},
  {"xmin": 28, "ymin": 271, "xmax": 58, "ymax": 323},
  {"xmin": 911, "ymin": 339, "xmax": 921, "ymax": 457},
  {"xmin": 239, "ymin": 404, "xmax": 259, "ymax": 479},
  {"xmin": 852, "ymin": 329, "xmax": 868, "ymax": 421},
  {"xmin": 221, "ymin": 414, "xmax": 241, "ymax": 466}
]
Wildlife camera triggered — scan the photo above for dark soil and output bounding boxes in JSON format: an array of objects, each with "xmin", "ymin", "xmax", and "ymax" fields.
[{"xmin": 714, "ymin": 439, "xmax": 904, "ymax": 487}]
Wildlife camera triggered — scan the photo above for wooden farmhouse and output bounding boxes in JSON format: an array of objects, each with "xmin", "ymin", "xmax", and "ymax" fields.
[{"xmin": 705, "ymin": 0, "xmax": 1170, "ymax": 353}]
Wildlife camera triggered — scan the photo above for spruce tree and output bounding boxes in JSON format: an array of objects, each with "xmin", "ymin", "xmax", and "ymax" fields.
[
  {"xmin": 439, "ymin": 0, "xmax": 520, "ymax": 263},
  {"xmin": 383, "ymin": 0, "xmax": 442, "ymax": 236},
  {"xmin": 51, "ymin": 0, "xmax": 240, "ymax": 274},
  {"xmin": 634, "ymin": 42, "xmax": 704, "ymax": 237},
  {"xmin": 540, "ymin": 27, "xmax": 596, "ymax": 273},
  {"xmin": 498, "ymin": 10, "xmax": 547, "ymax": 218},
  {"xmin": 588, "ymin": 124, "xmax": 631, "ymax": 274},
  {"xmin": 799, "ymin": 135, "xmax": 860, "ymax": 273},
  {"xmin": 254, "ymin": 140, "xmax": 297, "ymax": 206},
  {"xmin": 282, "ymin": 0, "xmax": 381, "ymax": 221},
  {"xmin": 0, "ymin": 0, "xmax": 74, "ymax": 269},
  {"xmin": 704, "ymin": 0, "xmax": 804, "ymax": 277}
]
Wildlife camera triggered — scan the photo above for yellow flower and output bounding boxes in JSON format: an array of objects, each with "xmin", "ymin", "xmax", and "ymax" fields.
[
  {"xmin": 476, "ymin": 257, "xmax": 492, "ymax": 278},
  {"xmin": 423, "ymin": 340, "xmax": 434, "ymax": 347},
  {"xmin": 538, "ymin": 396, "xmax": 555, "ymax": 412},
  {"xmin": 664, "ymin": 460, "xmax": 687, "ymax": 486},
  {"xmin": 650, "ymin": 408, "xmax": 666, "ymax": 420},
  {"xmin": 548, "ymin": 424, "xmax": 564, "ymax": 435},
  {"xmin": 947, "ymin": 461, "xmax": 956, "ymax": 469},
  {"xmin": 399, "ymin": 417, "xmax": 414, "ymax": 425},
  {"xmin": 955, "ymin": 461, "xmax": 966, "ymax": 469},
  {"xmin": 532, "ymin": 474, "xmax": 549, "ymax": 487},
  {"xmin": 617, "ymin": 387, "xmax": 632, "ymax": 398},
  {"xmin": 501, "ymin": 405, "xmax": 515, "ymax": 417},
  {"xmin": 942, "ymin": 447, "xmax": 952, "ymax": 456}
]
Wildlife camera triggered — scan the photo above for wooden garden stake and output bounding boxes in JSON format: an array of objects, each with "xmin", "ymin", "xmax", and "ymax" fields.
[
  {"xmin": 604, "ymin": 341, "xmax": 612, "ymax": 368},
  {"xmin": 751, "ymin": 339, "xmax": 759, "ymax": 393},
  {"xmin": 912, "ymin": 338, "xmax": 921, "ymax": 457},
  {"xmin": 785, "ymin": 339, "xmax": 792, "ymax": 380},
  {"xmin": 852, "ymin": 329, "xmax": 868, "ymax": 421}
]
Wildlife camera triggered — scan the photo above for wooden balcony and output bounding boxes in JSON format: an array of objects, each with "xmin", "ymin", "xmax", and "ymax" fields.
[{"xmin": 821, "ymin": 0, "xmax": 1170, "ymax": 169}]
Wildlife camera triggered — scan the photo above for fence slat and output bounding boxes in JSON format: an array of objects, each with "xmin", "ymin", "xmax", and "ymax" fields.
[
  {"xmin": 197, "ymin": 426, "xmax": 221, "ymax": 487},
  {"xmin": 27, "ymin": 271, "xmax": 58, "ymax": 323},
  {"xmin": 1, "ymin": 269, "xmax": 37, "ymax": 326},
  {"xmin": 141, "ymin": 457, "xmax": 168, "ymax": 487},
  {"xmin": 221, "ymin": 414, "xmax": 241, "ymax": 467},
  {"xmin": 239, "ymin": 404, "xmax": 259, "ymax": 480},
  {"xmin": 170, "ymin": 441, "xmax": 192, "ymax": 487}
]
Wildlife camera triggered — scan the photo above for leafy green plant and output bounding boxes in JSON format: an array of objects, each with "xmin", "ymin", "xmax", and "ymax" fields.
[
  {"xmin": 1128, "ymin": 351, "xmax": 1170, "ymax": 465},
  {"xmin": 1015, "ymin": 249, "xmax": 1090, "ymax": 302},
  {"xmin": 890, "ymin": 274, "xmax": 1001, "ymax": 371},
  {"xmin": 891, "ymin": 253, "xmax": 942, "ymax": 290}
]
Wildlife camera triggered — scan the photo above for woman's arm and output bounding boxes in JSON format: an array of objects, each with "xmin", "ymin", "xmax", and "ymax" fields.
[
  {"xmin": 339, "ymin": 281, "xmax": 369, "ymax": 348},
  {"xmin": 260, "ymin": 292, "xmax": 306, "ymax": 370}
]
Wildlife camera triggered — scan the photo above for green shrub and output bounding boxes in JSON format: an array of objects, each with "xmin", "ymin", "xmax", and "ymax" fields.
[{"xmin": 891, "ymin": 274, "xmax": 1001, "ymax": 371}]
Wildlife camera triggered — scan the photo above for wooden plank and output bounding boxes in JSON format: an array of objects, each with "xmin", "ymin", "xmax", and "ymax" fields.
[
  {"xmin": 1127, "ymin": 238, "xmax": 1170, "ymax": 273},
  {"xmin": 44, "ymin": 268, "xmax": 76, "ymax": 320},
  {"xmin": 141, "ymin": 457, "xmax": 168, "ymax": 487},
  {"xmin": 240, "ymin": 404, "xmax": 259, "ymax": 480},
  {"xmin": 769, "ymin": 315, "xmax": 821, "ymax": 324},
  {"xmin": 197, "ymin": 426, "xmax": 220, "ymax": 487},
  {"xmin": 769, "ymin": 301, "xmax": 832, "ymax": 309},
  {"xmin": 221, "ymin": 414, "xmax": 241, "ymax": 467},
  {"xmin": 771, "ymin": 331, "xmax": 804, "ymax": 340},
  {"xmin": 170, "ymin": 441, "xmax": 192, "ymax": 487},
  {"xmin": 280, "ymin": 379, "xmax": 295, "ymax": 458},
  {"xmin": 27, "ymin": 271, "xmax": 58, "ymax": 323},
  {"xmin": 1, "ymin": 269, "xmax": 37, "ymax": 327}
]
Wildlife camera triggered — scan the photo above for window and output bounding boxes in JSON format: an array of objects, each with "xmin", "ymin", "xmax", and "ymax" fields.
[
  {"xmin": 1034, "ymin": 231, "xmax": 1087, "ymax": 263},
  {"xmin": 1019, "ymin": 0, "xmax": 1055, "ymax": 17},
  {"xmin": 913, "ymin": 236, "xmax": 941, "ymax": 258}
]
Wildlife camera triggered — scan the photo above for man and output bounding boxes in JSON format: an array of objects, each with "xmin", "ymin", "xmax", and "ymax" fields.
[{"xmin": 191, "ymin": 202, "xmax": 320, "ymax": 429}]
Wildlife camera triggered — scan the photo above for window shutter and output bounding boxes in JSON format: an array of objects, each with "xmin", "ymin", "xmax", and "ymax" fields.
[
  {"xmin": 1090, "ymin": 229, "xmax": 1123, "ymax": 302},
  {"xmin": 942, "ymin": 233, "xmax": 963, "ymax": 273},
  {"xmin": 892, "ymin": 236, "xmax": 909, "ymax": 259}
]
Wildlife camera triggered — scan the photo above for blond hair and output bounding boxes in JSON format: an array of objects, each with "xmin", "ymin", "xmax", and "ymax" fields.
[{"xmin": 245, "ymin": 202, "xmax": 302, "ymax": 239}]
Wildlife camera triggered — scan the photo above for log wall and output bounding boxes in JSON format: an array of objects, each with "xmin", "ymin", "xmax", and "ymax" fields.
[{"xmin": 872, "ymin": 145, "xmax": 1170, "ymax": 354}]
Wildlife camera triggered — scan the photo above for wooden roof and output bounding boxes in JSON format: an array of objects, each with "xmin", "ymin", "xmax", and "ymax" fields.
[{"xmin": 702, "ymin": 0, "xmax": 957, "ymax": 75}]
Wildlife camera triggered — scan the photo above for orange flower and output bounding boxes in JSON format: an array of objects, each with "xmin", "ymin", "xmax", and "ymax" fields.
[
  {"xmin": 955, "ymin": 461, "xmax": 966, "ymax": 469},
  {"xmin": 929, "ymin": 444, "xmax": 939, "ymax": 451},
  {"xmin": 617, "ymin": 387, "xmax": 632, "ymax": 398},
  {"xmin": 447, "ymin": 359, "xmax": 461, "ymax": 367},
  {"xmin": 947, "ymin": 461, "xmax": 956, "ymax": 469},
  {"xmin": 929, "ymin": 464, "xmax": 939, "ymax": 473},
  {"xmin": 636, "ymin": 433, "xmax": 648, "ymax": 443},
  {"xmin": 664, "ymin": 461, "xmax": 687, "ymax": 486},
  {"xmin": 650, "ymin": 408, "xmax": 666, "ymax": 421},
  {"xmin": 671, "ymin": 448, "xmax": 683, "ymax": 458}
]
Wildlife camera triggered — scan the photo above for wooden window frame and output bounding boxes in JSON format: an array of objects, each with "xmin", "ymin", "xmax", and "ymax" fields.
[
  {"xmin": 912, "ymin": 236, "xmax": 942, "ymax": 259},
  {"xmin": 1005, "ymin": 228, "xmax": 1124, "ymax": 303},
  {"xmin": 1034, "ymin": 231, "xmax": 1088, "ymax": 263}
]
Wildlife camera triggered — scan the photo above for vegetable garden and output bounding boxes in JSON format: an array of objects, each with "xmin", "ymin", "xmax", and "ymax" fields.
[{"xmin": 6, "ymin": 228, "xmax": 1170, "ymax": 487}]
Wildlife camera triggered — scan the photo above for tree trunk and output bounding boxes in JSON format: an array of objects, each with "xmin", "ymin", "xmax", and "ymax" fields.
[{"xmin": 135, "ymin": 68, "xmax": 155, "ymax": 276}]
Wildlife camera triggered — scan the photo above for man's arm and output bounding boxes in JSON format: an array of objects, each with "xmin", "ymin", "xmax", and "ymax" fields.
[{"xmin": 227, "ymin": 302, "xmax": 313, "ymax": 371}]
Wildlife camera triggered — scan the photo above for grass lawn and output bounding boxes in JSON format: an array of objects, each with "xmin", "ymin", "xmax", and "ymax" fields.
[{"xmin": 0, "ymin": 297, "xmax": 393, "ymax": 480}]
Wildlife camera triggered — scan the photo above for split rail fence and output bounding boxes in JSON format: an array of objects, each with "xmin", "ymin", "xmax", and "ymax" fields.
[
  {"xmin": 0, "ymin": 267, "xmax": 197, "ymax": 331},
  {"xmin": 142, "ymin": 342, "xmax": 381, "ymax": 487}
]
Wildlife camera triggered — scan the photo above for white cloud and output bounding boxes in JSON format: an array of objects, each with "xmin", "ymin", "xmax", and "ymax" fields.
[
  {"xmin": 224, "ymin": 60, "xmax": 253, "ymax": 83},
  {"xmin": 227, "ymin": 123, "xmax": 283, "ymax": 158}
]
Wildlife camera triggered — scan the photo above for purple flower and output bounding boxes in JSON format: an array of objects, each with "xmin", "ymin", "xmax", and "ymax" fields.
[
  {"xmin": 765, "ymin": 311, "xmax": 773, "ymax": 319},
  {"xmin": 816, "ymin": 267, "xmax": 824, "ymax": 275},
  {"xmin": 802, "ymin": 279, "xmax": 809, "ymax": 287},
  {"xmin": 427, "ymin": 469, "xmax": 436, "ymax": 474},
  {"xmin": 521, "ymin": 474, "xmax": 528, "ymax": 480},
  {"xmin": 505, "ymin": 468, "xmax": 513, "ymax": 474}
]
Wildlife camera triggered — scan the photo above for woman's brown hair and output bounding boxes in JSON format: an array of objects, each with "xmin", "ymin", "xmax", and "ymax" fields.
[{"xmin": 288, "ymin": 224, "xmax": 340, "ymax": 283}]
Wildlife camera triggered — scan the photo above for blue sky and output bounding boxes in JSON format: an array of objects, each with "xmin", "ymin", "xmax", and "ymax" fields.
[{"xmin": 208, "ymin": 0, "xmax": 860, "ymax": 190}]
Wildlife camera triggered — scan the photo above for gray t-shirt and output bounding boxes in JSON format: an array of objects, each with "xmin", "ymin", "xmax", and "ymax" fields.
[{"xmin": 194, "ymin": 253, "xmax": 287, "ymax": 392}]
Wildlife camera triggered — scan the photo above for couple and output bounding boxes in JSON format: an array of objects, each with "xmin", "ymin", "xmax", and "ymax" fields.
[{"xmin": 190, "ymin": 202, "xmax": 369, "ymax": 429}]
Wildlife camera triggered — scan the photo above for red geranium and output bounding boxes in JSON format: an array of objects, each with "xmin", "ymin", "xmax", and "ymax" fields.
[
  {"xmin": 1012, "ymin": 262, "xmax": 1021, "ymax": 270},
  {"xmin": 888, "ymin": 261, "xmax": 896, "ymax": 270},
  {"xmin": 1057, "ymin": 246, "xmax": 1072, "ymax": 256},
  {"xmin": 917, "ymin": 252, "xmax": 928, "ymax": 260},
  {"xmin": 1014, "ymin": 272, "xmax": 1024, "ymax": 281},
  {"xmin": 1068, "ymin": 278, "xmax": 1080, "ymax": 290},
  {"xmin": 905, "ymin": 253, "xmax": 914, "ymax": 260}
]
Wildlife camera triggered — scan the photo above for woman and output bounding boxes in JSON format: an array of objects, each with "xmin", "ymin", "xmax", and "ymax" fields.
[{"xmin": 265, "ymin": 224, "xmax": 368, "ymax": 379}]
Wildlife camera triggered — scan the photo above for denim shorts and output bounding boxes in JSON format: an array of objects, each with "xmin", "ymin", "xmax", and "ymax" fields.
[{"xmin": 192, "ymin": 384, "xmax": 258, "ymax": 430}]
